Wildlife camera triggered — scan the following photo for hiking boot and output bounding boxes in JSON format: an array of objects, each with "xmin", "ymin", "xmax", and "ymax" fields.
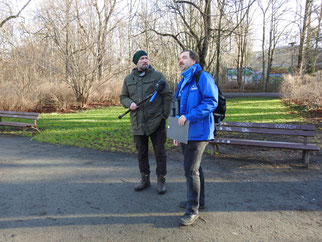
[
  {"xmin": 134, "ymin": 173, "xmax": 150, "ymax": 191},
  {"xmin": 179, "ymin": 212, "xmax": 199, "ymax": 226},
  {"xmin": 179, "ymin": 201, "xmax": 205, "ymax": 209},
  {"xmin": 157, "ymin": 176, "xmax": 167, "ymax": 194}
]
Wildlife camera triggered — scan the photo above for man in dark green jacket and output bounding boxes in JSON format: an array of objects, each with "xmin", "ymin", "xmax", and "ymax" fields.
[{"xmin": 120, "ymin": 50, "xmax": 173, "ymax": 194}]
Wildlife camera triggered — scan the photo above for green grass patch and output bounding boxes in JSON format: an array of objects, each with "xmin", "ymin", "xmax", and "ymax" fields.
[
  {"xmin": 227, "ymin": 97, "xmax": 305, "ymax": 123},
  {"xmin": 0, "ymin": 97, "xmax": 305, "ymax": 153}
]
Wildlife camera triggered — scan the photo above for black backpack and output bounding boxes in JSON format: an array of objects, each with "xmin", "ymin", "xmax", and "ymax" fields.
[{"xmin": 194, "ymin": 70, "xmax": 226, "ymax": 123}]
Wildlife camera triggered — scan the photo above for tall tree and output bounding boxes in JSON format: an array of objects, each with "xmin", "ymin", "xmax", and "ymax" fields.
[
  {"xmin": 39, "ymin": 0, "xmax": 119, "ymax": 107},
  {"xmin": 258, "ymin": 0, "xmax": 270, "ymax": 89},
  {"xmin": 233, "ymin": 0, "xmax": 253, "ymax": 92},
  {"xmin": 258, "ymin": 0, "xmax": 290, "ymax": 91}
]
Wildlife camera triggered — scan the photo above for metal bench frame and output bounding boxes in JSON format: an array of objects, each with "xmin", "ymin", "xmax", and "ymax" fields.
[
  {"xmin": 210, "ymin": 121, "xmax": 320, "ymax": 167},
  {"xmin": 0, "ymin": 111, "xmax": 40, "ymax": 135}
]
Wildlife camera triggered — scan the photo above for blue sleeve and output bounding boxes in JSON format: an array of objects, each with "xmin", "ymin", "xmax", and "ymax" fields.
[{"xmin": 185, "ymin": 72, "xmax": 218, "ymax": 122}]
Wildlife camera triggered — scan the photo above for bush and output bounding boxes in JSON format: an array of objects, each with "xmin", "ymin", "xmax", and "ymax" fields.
[
  {"xmin": 35, "ymin": 82, "xmax": 76, "ymax": 112},
  {"xmin": 280, "ymin": 72, "xmax": 322, "ymax": 109},
  {"xmin": 88, "ymin": 80, "xmax": 122, "ymax": 106}
]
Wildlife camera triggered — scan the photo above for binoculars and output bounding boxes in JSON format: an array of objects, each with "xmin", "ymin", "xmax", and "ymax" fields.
[{"xmin": 170, "ymin": 99, "xmax": 180, "ymax": 117}]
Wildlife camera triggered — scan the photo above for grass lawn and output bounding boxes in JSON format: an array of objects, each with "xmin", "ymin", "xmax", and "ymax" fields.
[{"xmin": 0, "ymin": 97, "xmax": 305, "ymax": 153}]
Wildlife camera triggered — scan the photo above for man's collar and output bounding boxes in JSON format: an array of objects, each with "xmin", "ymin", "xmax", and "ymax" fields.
[{"xmin": 181, "ymin": 63, "xmax": 200, "ymax": 78}]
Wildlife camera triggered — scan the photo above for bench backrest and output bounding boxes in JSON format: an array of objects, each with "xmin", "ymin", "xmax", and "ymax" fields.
[
  {"xmin": 0, "ymin": 111, "xmax": 39, "ymax": 120},
  {"xmin": 216, "ymin": 121, "xmax": 316, "ymax": 137}
]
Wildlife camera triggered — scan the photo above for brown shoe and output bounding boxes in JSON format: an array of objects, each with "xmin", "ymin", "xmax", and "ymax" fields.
[
  {"xmin": 157, "ymin": 176, "xmax": 167, "ymax": 194},
  {"xmin": 134, "ymin": 173, "xmax": 150, "ymax": 191}
]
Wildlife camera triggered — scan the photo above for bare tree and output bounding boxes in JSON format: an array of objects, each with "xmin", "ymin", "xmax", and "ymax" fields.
[
  {"xmin": 233, "ymin": 0, "xmax": 253, "ymax": 92},
  {"xmin": 214, "ymin": 0, "xmax": 226, "ymax": 83},
  {"xmin": 257, "ymin": 0, "xmax": 290, "ymax": 91},
  {"xmin": 92, "ymin": 0, "xmax": 117, "ymax": 80},
  {"xmin": 258, "ymin": 0, "xmax": 270, "ymax": 88},
  {"xmin": 39, "ymin": 0, "xmax": 119, "ymax": 107},
  {"xmin": 264, "ymin": 0, "xmax": 290, "ymax": 89}
]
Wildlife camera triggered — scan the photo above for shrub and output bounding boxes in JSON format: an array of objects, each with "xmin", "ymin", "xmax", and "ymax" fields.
[
  {"xmin": 88, "ymin": 80, "xmax": 122, "ymax": 106},
  {"xmin": 0, "ymin": 80, "xmax": 123, "ymax": 112},
  {"xmin": 35, "ymin": 82, "xmax": 76, "ymax": 112},
  {"xmin": 280, "ymin": 72, "xmax": 322, "ymax": 109}
]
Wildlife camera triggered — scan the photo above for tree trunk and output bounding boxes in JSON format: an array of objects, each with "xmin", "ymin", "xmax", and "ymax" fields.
[
  {"xmin": 198, "ymin": 0, "xmax": 211, "ymax": 69},
  {"xmin": 261, "ymin": 11, "xmax": 266, "ymax": 91},
  {"xmin": 311, "ymin": 2, "xmax": 321, "ymax": 74},
  {"xmin": 297, "ymin": 0, "xmax": 313, "ymax": 74},
  {"xmin": 215, "ymin": 0, "xmax": 226, "ymax": 83}
]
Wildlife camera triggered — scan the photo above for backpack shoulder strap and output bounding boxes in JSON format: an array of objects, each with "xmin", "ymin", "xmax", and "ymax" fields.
[
  {"xmin": 193, "ymin": 70, "xmax": 203, "ymax": 97},
  {"xmin": 194, "ymin": 70, "xmax": 203, "ymax": 85}
]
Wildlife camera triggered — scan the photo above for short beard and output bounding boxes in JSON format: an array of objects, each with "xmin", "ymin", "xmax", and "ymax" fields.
[{"xmin": 140, "ymin": 65, "xmax": 148, "ymax": 71}]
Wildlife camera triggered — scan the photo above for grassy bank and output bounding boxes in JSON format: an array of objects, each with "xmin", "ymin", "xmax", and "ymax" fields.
[{"xmin": 1, "ymin": 97, "xmax": 305, "ymax": 153}]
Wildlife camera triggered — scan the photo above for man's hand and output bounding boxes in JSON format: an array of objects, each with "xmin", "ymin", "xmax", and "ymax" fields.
[
  {"xmin": 173, "ymin": 140, "xmax": 180, "ymax": 146},
  {"xmin": 130, "ymin": 102, "xmax": 139, "ymax": 110},
  {"xmin": 178, "ymin": 115, "xmax": 186, "ymax": 127}
]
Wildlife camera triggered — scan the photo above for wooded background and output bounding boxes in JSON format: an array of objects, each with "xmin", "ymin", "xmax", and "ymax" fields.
[{"xmin": 0, "ymin": 0, "xmax": 321, "ymax": 111}]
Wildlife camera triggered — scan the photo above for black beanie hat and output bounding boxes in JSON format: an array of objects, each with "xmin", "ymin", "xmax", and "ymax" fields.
[{"xmin": 133, "ymin": 50, "xmax": 148, "ymax": 64}]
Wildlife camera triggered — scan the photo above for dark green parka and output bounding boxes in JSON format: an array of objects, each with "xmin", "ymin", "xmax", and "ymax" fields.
[{"xmin": 120, "ymin": 66, "xmax": 173, "ymax": 136}]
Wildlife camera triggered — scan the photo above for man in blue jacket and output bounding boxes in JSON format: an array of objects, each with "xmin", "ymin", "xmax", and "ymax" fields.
[{"xmin": 173, "ymin": 50, "xmax": 218, "ymax": 226}]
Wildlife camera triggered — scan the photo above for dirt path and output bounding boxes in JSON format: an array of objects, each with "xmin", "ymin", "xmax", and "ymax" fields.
[{"xmin": 0, "ymin": 134, "xmax": 321, "ymax": 242}]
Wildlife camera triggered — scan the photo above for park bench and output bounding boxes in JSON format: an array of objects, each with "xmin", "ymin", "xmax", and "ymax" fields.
[
  {"xmin": 0, "ymin": 110, "xmax": 40, "ymax": 135},
  {"xmin": 209, "ymin": 121, "xmax": 320, "ymax": 167}
]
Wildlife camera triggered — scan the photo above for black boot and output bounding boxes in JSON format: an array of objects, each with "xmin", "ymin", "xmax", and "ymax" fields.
[
  {"xmin": 134, "ymin": 173, "xmax": 150, "ymax": 191},
  {"xmin": 157, "ymin": 176, "xmax": 167, "ymax": 194}
]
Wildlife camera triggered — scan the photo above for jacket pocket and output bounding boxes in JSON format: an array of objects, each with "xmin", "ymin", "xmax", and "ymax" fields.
[
  {"xmin": 143, "ymin": 79, "xmax": 157, "ymax": 95},
  {"xmin": 189, "ymin": 119, "xmax": 206, "ymax": 140},
  {"xmin": 127, "ymin": 79, "xmax": 138, "ymax": 100}
]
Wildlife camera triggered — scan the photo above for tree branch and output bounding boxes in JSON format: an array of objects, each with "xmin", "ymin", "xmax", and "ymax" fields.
[
  {"xmin": 175, "ymin": 0, "xmax": 203, "ymax": 17},
  {"xmin": 0, "ymin": 0, "xmax": 32, "ymax": 28}
]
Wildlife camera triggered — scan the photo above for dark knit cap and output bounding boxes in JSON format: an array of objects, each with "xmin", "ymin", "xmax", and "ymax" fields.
[{"xmin": 133, "ymin": 50, "xmax": 148, "ymax": 64}]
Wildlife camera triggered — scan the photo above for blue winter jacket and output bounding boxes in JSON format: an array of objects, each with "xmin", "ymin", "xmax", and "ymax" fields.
[{"xmin": 175, "ymin": 64, "xmax": 218, "ymax": 141}]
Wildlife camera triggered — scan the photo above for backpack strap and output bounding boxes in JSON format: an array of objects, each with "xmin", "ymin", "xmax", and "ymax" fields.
[
  {"xmin": 194, "ymin": 70, "xmax": 203, "ymax": 85},
  {"xmin": 193, "ymin": 70, "xmax": 203, "ymax": 97}
]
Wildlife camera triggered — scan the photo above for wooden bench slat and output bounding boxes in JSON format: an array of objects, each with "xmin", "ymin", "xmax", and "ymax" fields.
[
  {"xmin": 0, "ymin": 111, "xmax": 39, "ymax": 116},
  {"xmin": 218, "ymin": 121, "xmax": 315, "ymax": 131},
  {"xmin": 212, "ymin": 138, "xmax": 320, "ymax": 151},
  {"xmin": 216, "ymin": 126, "xmax": 316, "ymax": 137},
  {"xmin": 0, "ymin": 121, "xmax": 34, "ymax": 127},
  {"xmin": 0, "ymin": 114, "xmax": 39, "ymax": 119}
]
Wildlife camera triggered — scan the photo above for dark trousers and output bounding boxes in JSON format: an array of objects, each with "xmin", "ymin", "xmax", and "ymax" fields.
[
  {"xmin": 181, "ymin": 141, "xmax": 208, "ymax": 214},
  {"xmin": 133, "ymin": 119, "xmax": 167, "ymax": 177}
]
